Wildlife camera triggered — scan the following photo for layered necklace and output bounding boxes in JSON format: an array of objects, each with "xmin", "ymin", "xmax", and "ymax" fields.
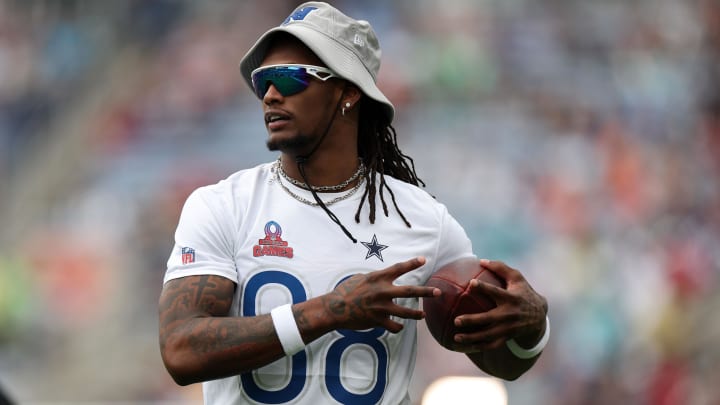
[{"xmin": 272, "ymin": 158, "xmax": 366, "ymax": 207}]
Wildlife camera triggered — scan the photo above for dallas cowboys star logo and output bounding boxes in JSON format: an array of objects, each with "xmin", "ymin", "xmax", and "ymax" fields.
[{"xmin": 361, "ymin": 234, "xmax": 388, "ymax": 262}]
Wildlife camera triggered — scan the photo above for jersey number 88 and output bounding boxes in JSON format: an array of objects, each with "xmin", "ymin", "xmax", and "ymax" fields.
[{"xmin": 240, "ymin": 270, "xmax": 389, "ymax": 404}]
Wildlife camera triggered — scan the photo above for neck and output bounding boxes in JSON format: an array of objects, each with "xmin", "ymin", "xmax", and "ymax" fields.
[{"xmin": 280, "ymin": 152, "xmax": 361, "ymax": 191}]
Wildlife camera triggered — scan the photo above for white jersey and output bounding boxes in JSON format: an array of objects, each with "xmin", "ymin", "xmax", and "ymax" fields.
[{"xmin": 164, "ymin": 162, "xmax": 474, "ymax": 405}]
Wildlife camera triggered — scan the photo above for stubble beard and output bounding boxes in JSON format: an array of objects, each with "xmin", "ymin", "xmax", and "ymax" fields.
[{"xmin": 266, "ymin": 132, "xmax": 317, "ymax": 153}]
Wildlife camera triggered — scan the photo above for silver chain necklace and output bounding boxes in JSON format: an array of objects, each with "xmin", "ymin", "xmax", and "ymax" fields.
[
  {"xmin": 273, "ymin": 159, "xmax": 365, "ymax": 207},
  {"xmin": 274, "ymin": 157, "xmax": 365, "ymax": 192}
]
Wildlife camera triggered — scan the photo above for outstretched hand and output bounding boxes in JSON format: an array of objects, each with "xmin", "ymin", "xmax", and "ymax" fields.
[
  {"xmin": 327, "ymin": 257, "xmax": 440, "ymax": 333},
  {"xmin": 452, "ymin": 259, "xmax": 547, "ymax": 352}
]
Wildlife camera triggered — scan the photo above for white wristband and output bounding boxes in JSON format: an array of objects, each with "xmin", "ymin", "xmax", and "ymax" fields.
[
  {"xmin": 271, "ymin": 304, "xmax": 305, "ymax": 357},
  {"xmin": 506, "ymin": 316, "xmax": 550, "ymax": 359}
]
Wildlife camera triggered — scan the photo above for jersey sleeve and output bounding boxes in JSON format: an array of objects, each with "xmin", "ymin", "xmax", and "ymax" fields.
[
  {"xmin": 164, "ymin": 187, "xmax": 238, "ymax": 284},
  {"xmin": 434, "ymin": 204, "xmax": 476, "ymax": 270}
]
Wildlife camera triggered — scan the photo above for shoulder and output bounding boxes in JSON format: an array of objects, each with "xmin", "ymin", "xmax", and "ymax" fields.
[
  {"xmin": 379, "ymin": 175, "xmax": 443, "ymax": 210},
  {"xmin": 190, "ymin": 162, "xmax": 273, "ymax": 201},
  {"xmin": 369, "ymin": 174, "xmax": 457, "ymax": 230},
  {"xmin": 381, "ymin": 175, "xmax": 432, "ymax": 197},
  {"xmin": 201, "ymin": 162, "xmax": 273, "ymax": 193},
  {"xmin": 180, "ymin": 162, "xmax": 274, "ymax": 219}
]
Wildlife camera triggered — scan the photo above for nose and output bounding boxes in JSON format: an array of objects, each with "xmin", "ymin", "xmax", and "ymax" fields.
[{"xmin": 263, "ymin": 83, "xmax": 284, "ymax": 104}]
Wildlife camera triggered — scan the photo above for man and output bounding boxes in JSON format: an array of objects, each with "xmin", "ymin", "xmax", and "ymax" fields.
[{"xmin": 158, "ymin": 2, "xmax": 549, "ymax": 404}]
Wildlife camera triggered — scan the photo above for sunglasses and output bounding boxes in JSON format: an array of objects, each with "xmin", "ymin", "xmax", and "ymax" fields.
[{"xmin": 250, "ymin": 64, "xmax": 337, "ymax": 99}]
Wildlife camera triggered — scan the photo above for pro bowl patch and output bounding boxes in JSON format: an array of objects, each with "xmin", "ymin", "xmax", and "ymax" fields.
[{"xmin": 253, "ymin": 221, "xmax": 294, "ymax": 259}]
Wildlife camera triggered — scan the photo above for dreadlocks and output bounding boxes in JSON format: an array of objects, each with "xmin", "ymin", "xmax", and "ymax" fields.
[{"xmin": 355, "ymin": 98, "xmax": 426, "ymax": 227}]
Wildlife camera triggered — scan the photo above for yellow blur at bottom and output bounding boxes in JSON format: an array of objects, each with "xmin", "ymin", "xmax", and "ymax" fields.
[{"xmin": 422, "ymin": 376, "xmax": 508, "ymax": 405}]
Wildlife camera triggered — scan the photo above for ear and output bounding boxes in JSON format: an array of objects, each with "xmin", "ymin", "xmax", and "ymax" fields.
[{"xmin": 341, "ymin": 83, "xmax": 363, "ymax": 109}]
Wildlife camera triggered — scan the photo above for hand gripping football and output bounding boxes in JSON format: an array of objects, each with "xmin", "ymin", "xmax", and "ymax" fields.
[{"xmin": 423, "ymin": 258, "xmax": 505, "ymax": 351}]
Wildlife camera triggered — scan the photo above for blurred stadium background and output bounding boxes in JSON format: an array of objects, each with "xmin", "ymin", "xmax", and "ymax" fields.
[{"xmin": 0, "ymin": 0, "xmax": 719, "ymax": 403}]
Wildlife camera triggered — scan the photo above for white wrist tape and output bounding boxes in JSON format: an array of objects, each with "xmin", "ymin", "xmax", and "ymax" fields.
[
  {"xmin": 271, "ymin": 304, "xmax": 305, "ymax": 356},
  {"xmin": 506, "ymin": 316, "xmax": 550, "ymax": 359}
]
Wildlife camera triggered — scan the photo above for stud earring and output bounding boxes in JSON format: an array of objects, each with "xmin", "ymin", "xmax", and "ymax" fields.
[{"xmin": 342, "ymin": 102, "xmax": 351, "ymax": 116}]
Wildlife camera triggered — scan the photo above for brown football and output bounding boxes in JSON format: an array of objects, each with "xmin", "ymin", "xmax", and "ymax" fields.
[{"xmin": 423, "ymin": 258, "xmax": 505, "ymax": 351}]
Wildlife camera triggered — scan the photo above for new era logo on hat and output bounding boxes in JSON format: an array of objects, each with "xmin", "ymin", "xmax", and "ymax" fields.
[{"xmin": 353, "ymin": 33, "xmax": 365, "ymax": 46}]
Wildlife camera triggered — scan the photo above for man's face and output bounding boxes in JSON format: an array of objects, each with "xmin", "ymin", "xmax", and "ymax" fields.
[{"xmin": 258, "ymin": 37, "xmax": 342, "ymax": 154}]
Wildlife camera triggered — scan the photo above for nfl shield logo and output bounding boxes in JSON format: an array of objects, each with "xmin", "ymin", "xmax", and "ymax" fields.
[{"xmin": 181, "ymin": 247, "xmax": 195, "ymax": 264}]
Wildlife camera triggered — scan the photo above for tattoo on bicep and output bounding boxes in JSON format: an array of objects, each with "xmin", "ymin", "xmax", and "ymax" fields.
[
  {"xmin": 189, "ymin": 276, "xmax": 230, "ymax": 313},
  {"xmin": 160, "ymin": 276, "xmax": 234, "ymax": 323},
  {"xmin": 160, "ymin": 276, "xmax": 278, "ymax": 355}
]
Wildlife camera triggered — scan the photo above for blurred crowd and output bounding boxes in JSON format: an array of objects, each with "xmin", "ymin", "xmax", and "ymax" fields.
[{"xmin": 0, "ymin": 0, "xmax": 719, "ymax": 404}]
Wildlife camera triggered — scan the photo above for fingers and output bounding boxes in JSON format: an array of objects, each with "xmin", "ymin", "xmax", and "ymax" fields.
[
  {"xmin": 394, "ymin": 284, "xmax": 441, "ymax": 299},
  {"xmin": 391, "ymin": 301, "xmax": 427, "ymax": 319},
  {"xmin": 452, "ymin": 318, "xmax": 513, "ymax": 349},
  {"xmin": 444, "ymin": 260, "xmax": 548, "ymax": 352},
  {"xmin": 454, "ymin": 310, "xmax": 499, "ymax": 330},
  {"xmin": 376, "ymin": 256, "xmax": 440, "ymax": 299},
  {"xmin": 381, "ymin": 305, "xmax": 425, "ymax": 333},
  {"xmin": 382, "ymin": 318, "xmax": 405, "ymax": 333},
  {"xmin": 382, "ymin": 256, "xmax": 426, "ymax": 279},
  {"xmin": 366, "ymin": 305, "xmax": 424, "ymax": 334},
  {"xmin": 469, "ymin": 277, "xmax": 506, "ymax": 299},
  {"xmin": 452, "ymin": 333, "xmax": 507, "ymax": 352},
  {"xmin": 332, "ymin": 257, "xmax": 438, "ymax": 332},
  {"xmin": 479, "ymin": 258, "xmax": 523, "ymax": 282}
]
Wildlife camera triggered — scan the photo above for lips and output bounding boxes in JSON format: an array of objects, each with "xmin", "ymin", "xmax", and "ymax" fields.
[{"xmin": 264, "ymin": 110, "xmax": 291, "ymax": 125}]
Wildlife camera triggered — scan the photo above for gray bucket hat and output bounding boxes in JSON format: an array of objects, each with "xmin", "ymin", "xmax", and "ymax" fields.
[{"xmin": 239, "ymin": 1, "xmax": 395, "ymax": 122}]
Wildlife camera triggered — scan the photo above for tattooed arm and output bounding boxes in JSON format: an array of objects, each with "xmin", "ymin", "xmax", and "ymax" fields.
[
  {"xmin": 159, "ymin": 274, "xmax": 277, "ymax": 385},
  {"xmin": 158, "ymin": 257, "xmax": 439, "ymax": 385}
]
